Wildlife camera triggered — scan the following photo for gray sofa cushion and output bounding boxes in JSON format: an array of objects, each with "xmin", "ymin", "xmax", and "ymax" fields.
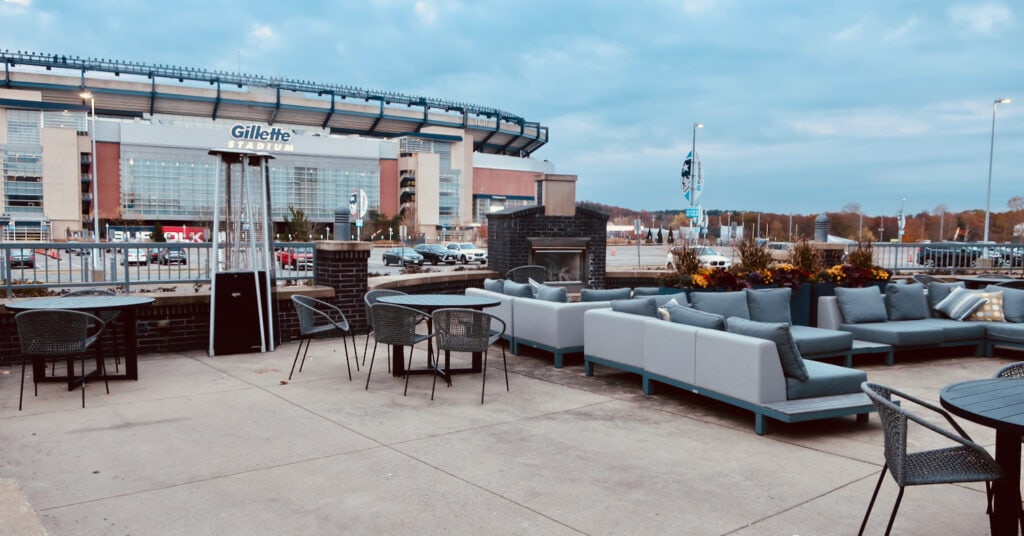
[
  {"xmin": 886, "ymin": 282, "xmax": 929, "ymax": 321},
  {"xmin": 535, "ymin": 284, "xmax": 568, "ymax": 302},
  {"xmin": 611, "ymin": 297, "xmax": 659, "ymax": 318},
  {"xmin": 987, "ymin": 285, "xmax": 1024, "ymax": 323},
  {"xmin": 927, "ymin": 281, "xmax": 966, "ymax": 314},
  {"xmin": 986, "ymin": 322, "xmax": 1024, "ymax": 343},
  {"xmin": 726, "ymin": 317, "xmax": 808, "ymax": 381},
  {"xmin": 835, "ymin": 286, "xmax": 887, "ymax": 324},
  {"xmin": 935, "ymin": 287, "xmax": 988, "ymax": 321},
  {"xmin": 483, "ymin": 278, "xmax": 505, "ymax": 293},
  {"xmin": 786, "ymin": 360, "xmax": 867, "ymax": 400},
  {"xmin": 581, "ymin": 288, "xmax": 632, "ymax": 302},
  {"xmin": 790, "ymin": 325, "xmax": 854, "ymax": 356},
  {"xmin": 691, "ymin": 290, "xmax": 750, "ymax": 319},
  {"xmin": 840, "ymin": 322, "xmax": 944, "ymax": 347},
  {"xmin": 745, "ymin": 288, "xmax": 792, "ymax": 324},
  {"xmin": 909, "ymin": 318, "xmax": 987, "ymax": 342},
  {"xmin": 666, "ymin": 304, "xmax": 725, "ymax": 330},
  {"xmin": 503, "ymin": 280, "xmax": 534, "ymax": 297}
]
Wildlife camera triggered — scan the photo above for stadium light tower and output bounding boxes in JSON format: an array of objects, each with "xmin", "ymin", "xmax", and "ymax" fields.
[
  {"xmin": 80, "ymin": 91, "xmax": 102, "ymax": 269},
  {"xmin": 690, "ymin": 122, "xmax": 703, "ymax": 207},
  {"xmin": 983, "ymin": 97, "xmax": 1011, "ymax": 244}
]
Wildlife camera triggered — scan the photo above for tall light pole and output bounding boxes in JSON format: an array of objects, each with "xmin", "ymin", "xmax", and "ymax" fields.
[
  {"xmin": 689, "ymin": 122, "xmax": 703, "ymax": 208},
  {"xmin": 80, "ymin": 91, "xmax": 102, "ymax": 270},
  {"xmin": 983, "ymin": 97, "xmax": 1011, "ymax": 243}
]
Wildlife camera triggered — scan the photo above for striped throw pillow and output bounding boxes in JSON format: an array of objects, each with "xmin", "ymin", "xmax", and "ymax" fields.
[{"xmin": 935, "ymin": 287, "xmax": 988, "ymax": 321}]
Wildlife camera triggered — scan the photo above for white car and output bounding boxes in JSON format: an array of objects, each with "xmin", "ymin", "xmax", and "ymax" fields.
[
  {"xmin": 445, "ymin": 242, "xmax": 488, "ymax": 264},
  {"xmin": 122, "ymin": 248, "xmax": 149, "ymax": 265},
  {"xmin": 696, "ymin": 247, "xmax": 732, "ymax": 269}
]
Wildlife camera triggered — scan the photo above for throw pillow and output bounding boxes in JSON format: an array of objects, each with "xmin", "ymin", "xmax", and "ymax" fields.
[
  {"xmin": 725, "ymin": 317, "xmax": 808, "ymax": 381},
  {"xmin": 834, "ymin": 286, "xmax": 887, "ymax": 324},
  {"xmin": 580, "ymin": 288, "xmax": 632, "ymax": 302},
  {"xmin": 502, "ymin": 280, "xmax": 534, "ymax": 298},
  {"xmin": 745, "ymin": 288, "xmax": 792, "ymax": 324},
  {"xmin": 885, "ymin": 282, "xmax": 929, "ymax": 321},
  {"xmin": 535, "ymin": 284, "xmax": 568, "ymax": 302},
  {"xmin": 483, "ymin": 278, "xmax": 505, "ymax": 293},
  {"xmin": 690, "ymin": 290, "xmax": 750, "ymax": 319},
  {"xmin": 987, "ymin": 285, "xmax": 1024, "ymax": 323},
  {"xmin": 967, "ymin": 290, "xmax": 1006, "ymax": 322},
  {"xmin": 611, "ymin": 297, "xmax": 659, "ymax": 318},
  {"xmin": 656, "ymin": 297, "xmax": 681, "ymax": 321},
  {"xmin": 927, "ymin": 281, "xmax": 966, "ymax": 312},
  {"xmin": 527, "ymin": 277, "xmax": 543, "ymax": 297},
  {"xmin": 666, "ymin": 304, "xmax": 725, "ymax": 330},
  {"xmin": 934, "ymin": 287, "xmax": 989, "ymax": 321}
]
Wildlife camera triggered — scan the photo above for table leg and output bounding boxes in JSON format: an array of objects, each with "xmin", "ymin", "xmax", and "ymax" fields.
[
  {"xmin": 391, "ymin": 344, "xmax": 405, "ymax": 377},
  {"xmin": 123, "ymin": 308, "xmax": 139, "ymax": 381},
  {"xmin": 990, "ymin": 429, "xmax": 1022, "ymax": 536}
]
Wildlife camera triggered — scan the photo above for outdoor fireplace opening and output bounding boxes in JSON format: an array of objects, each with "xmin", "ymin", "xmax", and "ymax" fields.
[{"xmin": 528, "ymin": 237, "xmax": 590, "ymax": 286}]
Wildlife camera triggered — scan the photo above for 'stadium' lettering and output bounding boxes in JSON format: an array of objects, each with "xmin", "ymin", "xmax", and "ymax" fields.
[{"xmin": 229, "ymin": 124, "xmax": 292, "ymax": 143}]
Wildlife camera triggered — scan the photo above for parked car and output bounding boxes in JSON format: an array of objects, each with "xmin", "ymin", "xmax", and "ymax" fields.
[
  {"xmin": 414, "ymin": 243, "xmax": 458, "ymax": 265},
  {"xmin": 445, "ymin": 242, "xmax": 488, "ymax": 264},
  {"xmin": 382, "ymin": 247, "xmax": 424, "ymax": 266},
  {"xmin": 122, "ymin": 248, "xmax": 149, "ymax": 266},
  {"xmin": 276, "ymin": 247, "xmax": 313, "ymax": 270},
  {"xmin": 916, "ymin": 245, "xmax": 981, "ymax": 268},
  {"xmin": 696, "ymin": 247, "xmax": 732, "ymax": 269},
  {"xmin": 766, "ymin": 242, "xmax": 794, "ymax": 262},
  {"xmin": 152, "ymin": 248, "xmax": 188, "ymax": 265},
  {"xmin": 8, "ymin": 249, "xmax": 34, "ymax": 268}
]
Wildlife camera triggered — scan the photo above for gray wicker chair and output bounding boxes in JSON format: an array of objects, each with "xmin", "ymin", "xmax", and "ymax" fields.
[
  {"xmin": 364, "ymin": 303, "xmax": 434, "ymax": 395},
  {"xmin": 15, "ymin": 309, "xmax": 108, "ymax": 411},
  {"xmin": 65, "ymin": 288, "xmax": 122, "ymax": 372},
  {"xmin": 361, "ymin": 289, "xmax": 408, "ymax": 369},
  {"xmin": 505, "ymin": 265, "xmax": 548, "ymax": 284},
  {"xmin": 995, "ymin": 362, "xmax": 1024, "ymax": 378},
  {"xmin": 290, "ymin": 295, "xmax": 356, "ymax": 381},
  {"xmin": 859, "ymin": 381, "xmax": 1003, "ymax": 535},
  {"xmin": 430, "ymin": 308, "xmax": 508, "ymax": 403}
]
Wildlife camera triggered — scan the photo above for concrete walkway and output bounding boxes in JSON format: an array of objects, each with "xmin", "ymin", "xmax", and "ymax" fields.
[{"xmin": 0, "ymin": 340, "xmax": 1016, "ymax": 535}]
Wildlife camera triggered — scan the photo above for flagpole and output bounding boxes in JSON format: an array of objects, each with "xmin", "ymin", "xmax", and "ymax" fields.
[{"xmin": 690, "ymin": 122, "xmax": 703, "ymax": 207}]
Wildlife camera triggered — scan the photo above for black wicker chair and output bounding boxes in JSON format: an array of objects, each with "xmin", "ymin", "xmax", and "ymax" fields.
[
  {"xmin": 859, "ymin": 381, "xmax": 1003, "ymax": 535},
  {"xmin": 64, "ymin": 288, "xmax": 122, "ymax": 372},
  {"xmin": 289, "ymin": 295, "xmax": 356, "ymax": 381},
  {"xmin": 15, "ymin": 309, "xmax": 108, "ymax": 410},
  {"xmin": 505, "ymin": 265, "xmax": 548, "ymax": 284},
  {"xmin": 431, "ymin": 308, "xmax": 508, "ymax": 403},
  {"xmin": 364, "ymin": 303, "xmax": 434, "ymax": 395}
]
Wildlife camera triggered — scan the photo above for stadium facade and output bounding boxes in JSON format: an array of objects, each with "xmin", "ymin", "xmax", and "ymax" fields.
[{"xmin": 0, "ymin": 50, "xmax": 554, "ymax": 241}]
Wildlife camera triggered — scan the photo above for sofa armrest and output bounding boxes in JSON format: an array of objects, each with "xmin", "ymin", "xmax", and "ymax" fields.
[
  {"xmin": 466, "ymin": 287, "xmax": 514, "ymax": 337},
  {"xmin": 817, "ymin": 296, "xmax": 844, "ymax": 330},
  {"xmin": 584, "ymin": 308, "xmax": 648, "ymax": 370},
  {"xmin": 694, "ymin": 329, "xmax": 787, "ymax": 405},
  {"xmin": 514, "ymin": 299, "xmax": 613, "ymax": 349},
  {"xmin": 643, "ymin": 318, "xmax": 699, "ymax": 385}
]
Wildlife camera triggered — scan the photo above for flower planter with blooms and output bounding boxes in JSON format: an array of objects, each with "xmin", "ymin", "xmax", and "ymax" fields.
[{"xmin": 818, "ymin": 264, "xmax": 892, "ymax": 288}]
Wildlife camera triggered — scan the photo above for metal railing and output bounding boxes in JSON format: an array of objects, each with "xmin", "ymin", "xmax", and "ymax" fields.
[{"xmin": 0, "ymin": 242, "xmax": 316, "ymax": 297}]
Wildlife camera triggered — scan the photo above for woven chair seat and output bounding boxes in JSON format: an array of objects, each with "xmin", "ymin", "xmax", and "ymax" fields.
[{"xmin": 903, "ymin": 446, "xmax": 1004, "ymax": 486}]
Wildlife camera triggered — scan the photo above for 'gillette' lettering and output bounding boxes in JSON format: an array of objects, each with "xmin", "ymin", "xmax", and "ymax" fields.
[{"xmin": 230, "ymin": 124, "xmax": 292, "ymax": 142}]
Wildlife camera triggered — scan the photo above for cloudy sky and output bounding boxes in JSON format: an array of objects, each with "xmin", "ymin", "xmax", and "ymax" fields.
[{"xmin": 2, "ymin": 0, "xmax": 1021, "ymax": 217}]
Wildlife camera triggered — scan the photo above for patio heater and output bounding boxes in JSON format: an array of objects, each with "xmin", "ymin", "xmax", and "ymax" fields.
[{"xmin": 207, "ymin": 149, "xmax": 277, "ymax": 356}]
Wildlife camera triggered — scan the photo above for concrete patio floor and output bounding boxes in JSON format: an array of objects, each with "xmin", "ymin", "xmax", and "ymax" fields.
[{"xmin": 0, "ymin": 339, "xmax": 1019, "ymax": 535}]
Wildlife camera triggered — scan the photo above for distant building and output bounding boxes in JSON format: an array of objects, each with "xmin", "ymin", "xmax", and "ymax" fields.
[{"xmin": 0, "ymin": 50, "xmax": 553, "ymax": 241}]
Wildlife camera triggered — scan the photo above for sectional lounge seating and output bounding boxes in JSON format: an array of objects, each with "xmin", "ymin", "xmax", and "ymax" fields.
[
  {"xmin": 816, "ymin": 282, "xmax": 1024, "ymax": 362},
  {"xmin": 582, "ymin": 294, "xmax": 872, "ymax": 435}
]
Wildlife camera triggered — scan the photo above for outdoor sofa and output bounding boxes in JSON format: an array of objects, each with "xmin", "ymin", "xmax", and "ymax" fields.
[
  {"xmin": 816, "ymin": 282, "xmax": 1024, "ymax": 362},
  {"xmin": 582, "ymin": 289, "xmax": 872, "ymax": 435}
]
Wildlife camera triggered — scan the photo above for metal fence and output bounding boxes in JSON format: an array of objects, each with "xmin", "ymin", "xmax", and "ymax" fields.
[{"xmin": 0, "ymin": 242, "xmax": 316, "ymax": 297}]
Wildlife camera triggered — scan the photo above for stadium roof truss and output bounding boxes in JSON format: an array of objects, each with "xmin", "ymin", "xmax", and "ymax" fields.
[{"xmin": 1, "ymin": 50, "xmax": 548, "ymax": 156}]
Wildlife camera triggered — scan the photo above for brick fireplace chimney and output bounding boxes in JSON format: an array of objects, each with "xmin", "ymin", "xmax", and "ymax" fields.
[{"xmin": 535, "ymin": 174, "xmax": 577, "ymax": 217}]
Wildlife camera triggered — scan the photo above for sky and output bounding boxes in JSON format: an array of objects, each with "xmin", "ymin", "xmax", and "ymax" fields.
[{"xmin": 1, "ymin": 0, "xmax": 1021, "ymax": 218}]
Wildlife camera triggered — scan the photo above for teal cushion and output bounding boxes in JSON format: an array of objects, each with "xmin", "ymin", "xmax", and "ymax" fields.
[
  {"xmin": 666, "ymin": 304, "xmax": 724, "ymax": 330},
  {"xmin": 611, "ymin": 297, "xmax": 659, "ymax": 317},
  {"xmin": 745, "ymin": 288, "xmax": 792, "ymax": 324},
  {"xmin": 834, "ymin": 286, "xmax": 887, "ymax": 324},
  {"xmin": 503, "ymin": 280, "xmax": 533, "ymax": 297},
  {"xmin": 786, "ymin": 360, "xmax": 867, "ymax": 400},
  {"xmin": 725, "ymin": 317, "xmax": 808, "ymax": 381},
  {"xmin": 483, "ymin": 278, "xmax": 505, "ymax": 293},
  {"xmin": 885, "ymin": 282, "xmax": 929, "ymax": 321},
  {"xmin": 987, "ymin": 285, "xmax": 1024, "ymax": 323},
  {"xmin": 535, "ymin": 284, "xmax": 568, "ymax": 302},
  {"xmin": 927, "ymin": 281, "xmax": 966, "ymax": 313},
  {"xmin": 581, "ymin": 288, "xmax": 631, "ymax": 302},
  {"xmin": 691, "ymin": 290, "xmax": 750, "ymax": 319},
  {"xmin": 935, "ymin": 287, "xmax": 989, "ymax": 321}
]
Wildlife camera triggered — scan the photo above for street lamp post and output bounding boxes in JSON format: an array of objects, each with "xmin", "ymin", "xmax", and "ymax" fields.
[
  {"xmin": 689, "ymin": 122, "xmax": 703, "ymax": 208},
  {"xmin": 81, "ymin": 91, "xmax": 101, "ymax": 270},
  {"xmin": 983, "ymin": 97, "xmax": 1012, "ymax": 243}
]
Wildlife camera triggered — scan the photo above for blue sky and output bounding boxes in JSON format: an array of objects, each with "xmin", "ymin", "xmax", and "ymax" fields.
[{"xmin": 2, "ymin": 0, "xmax": 1021, "ymax": 218}]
